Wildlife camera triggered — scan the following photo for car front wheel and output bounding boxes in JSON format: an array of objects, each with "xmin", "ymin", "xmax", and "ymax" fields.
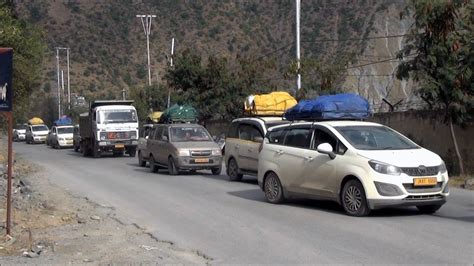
[
  {"xmin": 264, "ymin": 172, "xmax": 285, "ymax": 204},
  {"xmin": 341, "ymin": 179, "xmax": 370, "ymax": 217},
  {"xmin": 149, "ymin": 156, "xmax": 158, "ymax": 173},
  {"xmin": 138, "ymin": 151, "xmax": 146, "ymax": 167},
  {"xmin": 168, "ymin": 157, "xmax": 179, "ymax": 175}
]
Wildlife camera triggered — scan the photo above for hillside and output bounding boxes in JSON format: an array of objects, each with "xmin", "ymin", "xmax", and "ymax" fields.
[{"xmin": 14, "ymin": 0, "xmax": 409, "ymax": 116}]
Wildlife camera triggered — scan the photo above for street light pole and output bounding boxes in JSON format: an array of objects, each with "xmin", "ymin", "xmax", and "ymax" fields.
[
  {"xmin": 136, "ymin": 14, "xmax": 156, "ymax": 86},
  {"xmin": 55, "ymin": 48, "xmax": 61, "ymax": 119},
  {"xmin": 167, "ymin": 37, "xmax": 174, "ymax": 108},
  {"xmin": 295, "ymin": 0, "xmax": 301, "ymax": 91},
  {"xmin": 66, "ymin": 48, "xmax": 71, "ymax": 112}
]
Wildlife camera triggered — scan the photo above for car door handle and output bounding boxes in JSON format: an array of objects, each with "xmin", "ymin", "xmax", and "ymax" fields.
[
  {"xmin": 276, "ymin": 150, "xmax": 284, "ymax": 155},
  {"xmin": 248, "ymin": 148, "xmax": 253, "ymax": 152},
  {"xmin": 305, "ymin": 156, "xmax": 314, "ymax": 162}
]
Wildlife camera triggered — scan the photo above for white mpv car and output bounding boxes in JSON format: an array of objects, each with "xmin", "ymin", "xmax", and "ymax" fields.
[{"xmin": 258, "ymin": 121, "xmax": 449, "ymax": 216}]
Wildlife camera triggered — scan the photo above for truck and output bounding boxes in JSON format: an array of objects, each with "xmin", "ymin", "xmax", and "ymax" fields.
[{"xmin": 79, "ymin": 100, "xmax": 139, "ymax": 158}]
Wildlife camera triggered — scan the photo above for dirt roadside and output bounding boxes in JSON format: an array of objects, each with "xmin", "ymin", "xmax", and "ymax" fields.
[{"xmin": 0, "ymin": 141, "xmax": 210, "ymax": 264}]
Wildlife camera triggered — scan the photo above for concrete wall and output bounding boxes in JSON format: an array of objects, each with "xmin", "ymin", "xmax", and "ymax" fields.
[{"xmin": 369, "ymin": 111, "xmax": 473, "ymax": 175}]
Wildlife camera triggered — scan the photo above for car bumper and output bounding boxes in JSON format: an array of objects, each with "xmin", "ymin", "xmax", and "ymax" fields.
[
  {"xmin": 17, "ymin": 135, "xmax": 26, "ymax": 140},
  {"xmin": 368, "ymin": 194, "xmax": 447, "ymax": 209},
  {"xmin": 33, "ymin": 136, "xmax": 47, "ymax": 143},
  {"xmin": 176, "ymin": 156, "xmax": 223, "ymax": 170},
  {"xmin": 58, "ymin": 140, "xmax": 74, "ymax": 147},
  {"xmin": 97, "ymin": 140, "xmax": 138, "ymax": 150}
]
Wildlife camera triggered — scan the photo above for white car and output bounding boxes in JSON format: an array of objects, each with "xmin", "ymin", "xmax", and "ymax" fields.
[
  {"xmin": 13, "ymin": 124, "xmax": 27, "ymax": 141},
  {"xmin": 25, "ymin": 124, "xmax": 49, "ymax": 144},
  {"xmin": 258, "ymin": 121, "xmax": 449, "ymax": 216},
  {"xmin": 49, "ymin": 125, "xmax": 74, "ymax": 149}
]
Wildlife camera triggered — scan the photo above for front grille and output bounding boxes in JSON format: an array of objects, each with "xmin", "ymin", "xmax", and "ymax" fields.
[
  {"xmin": 190, "ymin": 150, "xmax": 211, "ymax": 157},
  {"xmin": 401, "ymin": 166, "xmax": 439, "ymax": 176},
  {"xmin": 403, "ymin": 194, "xmax": 444, "ymax": 201},
  {"xmin": 106, "ymin": 132, "xmax": 130, "ymax": 140},
  {"xmin": 403, "ymin": 182, "xmax": 443, "ymax": 193}
]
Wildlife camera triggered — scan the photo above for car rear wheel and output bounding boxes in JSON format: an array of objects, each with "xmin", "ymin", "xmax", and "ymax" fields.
[
  {"xmin": 168, "ymin": 157, "xmax": 179, "ymax": 175},
  {"xmin": 138, "ymin": 151, "xmax": 146, "ymax": 167},
  {"xmin": 227, "ymin": 158, "xmax": 243, "ymax": 181},
  {"xmin": 149, "ymin": 156, "xmax": 158, "ymax": 173},
  {"xmin": 264, "ymin": 172, "xmax": 285, "ymax": 204},
  {"xmin": 416, "ymin": 204, "xmax": 442, "ymax": 214},
  {"xmin": 128, "ymin": 148, "xmax": 136, "ymax": 157},
  {"xmin": 342, "ymin": 179, "xmax": 370, "ymax": 217}
]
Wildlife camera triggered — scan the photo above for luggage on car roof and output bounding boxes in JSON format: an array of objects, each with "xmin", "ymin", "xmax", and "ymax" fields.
[
  {"xmin": 28, "ymin": 117, "xmax": 44, "ymax": 125},
  {"xmin": 283, "ymin": 93, "xmax": 371, "ymax": 121},
  {"xmin": 147, "ymin": 111, "xmax": 163, "ymax": 123},
  {"xmin": 159, "ymin": 104, "xmax": 198, "ymax": 123},
  {"xmin": 54, "ymin": 116, "xmax": 72, "ymax": 126},
  {"xmin": 244, "ymin": 91, "xmax": 297, "ymax": 116}
]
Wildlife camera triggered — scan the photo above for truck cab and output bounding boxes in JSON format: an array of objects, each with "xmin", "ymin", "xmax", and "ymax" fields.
[{"xmin": 80, "ymin": 100, "xmax": 139, "ymax": 158}]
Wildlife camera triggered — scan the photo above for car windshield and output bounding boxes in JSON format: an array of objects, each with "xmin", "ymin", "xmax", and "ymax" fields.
[
  {"xmin": 170, "ymin": 126, "xmax": 212, "ymax": 142},
  {"xmin": 16, "ymin": 125, "xmax": 27, "ymax": 130},
  {"xmin": 32, "ymin": 125, "xmax": 48, "ymax": 131},
  {"xmin": 335, "ymin": 125, "xmax": 419, "ymax": 150},
  {"xmin": 101, "ymin": 109, "xmax": 137, "ymax": 123},
  {"xmin": 58, "ymin": 127, "xmax": 74, "ymax": 134}
]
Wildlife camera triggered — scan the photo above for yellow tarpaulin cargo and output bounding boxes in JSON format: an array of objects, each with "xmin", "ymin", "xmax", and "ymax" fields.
[
  {"xmin": 244, "ymin": 91, "xmax": 297, "ymax": 116},
  {"xmin": 28, "ymin": 117, "xmax": 44, "ymax": 125},
  {"xmin": 147, "ymin": 111, "xmax": 163, "ymax": 123}
]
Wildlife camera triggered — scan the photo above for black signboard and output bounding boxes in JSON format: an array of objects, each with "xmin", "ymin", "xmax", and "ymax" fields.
[{"xmin": 0, "ymin": 48, "xmax": 13, "ymax": 112}]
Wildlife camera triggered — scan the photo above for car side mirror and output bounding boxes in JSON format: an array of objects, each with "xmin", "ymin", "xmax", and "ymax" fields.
[
  {"xmin": 162, "ymin": 135, "xmax": 168, "ymax": 142},
  {"xmin": 253, "ymin": 136, "xmax": 264, "ymax": 143},
  {"xmin": 317, "ymin": 143, "xmax": 336, "ymax": 160}
]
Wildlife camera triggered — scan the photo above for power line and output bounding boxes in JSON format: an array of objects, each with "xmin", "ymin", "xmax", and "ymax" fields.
[{"xmin": 301, "ymin": 33, "xmax": 415, "ymax": 43}]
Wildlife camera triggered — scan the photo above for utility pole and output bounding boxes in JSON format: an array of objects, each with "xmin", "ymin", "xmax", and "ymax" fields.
[
  {"xmin": 61, "ymin": 70, "xmax": 65, "ymax": 115},
  {"xmin": 295, "ymin": 0, "xmax": 301, "ymax": 90},
  {"xmin": 66, "ymin": 48, "xmax": 71, "ymax": 112},
  {"xmin": 167, "ymin": 37, "xmax": 174, "ymax": 108},
  {"xmin": 136, "ymin": 14, "xmax": 156, "ymax": 86},
  {"xmin": 122, "ymin": 88, "xmax": 126, "ymax": 100},
  {"xmin": 55, "ymin": 48, "xmax": 61, "ymax": 119}
]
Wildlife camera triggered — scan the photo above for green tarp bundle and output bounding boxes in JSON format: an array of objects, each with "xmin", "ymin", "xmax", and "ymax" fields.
[{"xmin": 159, "ymin": 104, "xmax": 198, "ymax": 123}]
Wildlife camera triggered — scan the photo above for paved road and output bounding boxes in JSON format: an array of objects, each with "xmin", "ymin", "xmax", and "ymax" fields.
[{"xmin": 14, "ymin": 142, "xmax": 474, "ymax": 264}]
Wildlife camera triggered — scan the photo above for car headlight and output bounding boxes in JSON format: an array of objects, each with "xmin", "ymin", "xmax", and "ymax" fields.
[
  {"xmin": 368, "ymin": 160, "xmax": 401, "ymax": 176},
  {"xmin": 439, "ymin": 162, "xmax": 447, "ymax": 173},
  {"xmin": 212, "ymin": 149, "xmax": 222, "ymax": 156},
  {"xmin": 178, "ymin": 149, "xmax": 190, "ymax": 156},
  {"xmin": 59, "ymin": 137, "xmax": 65, "ymax": 141}
]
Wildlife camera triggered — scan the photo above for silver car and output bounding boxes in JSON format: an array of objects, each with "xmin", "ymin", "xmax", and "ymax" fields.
[{"xmin": 146, "ymin": 124, "xmax": 223, "ymax": 175}]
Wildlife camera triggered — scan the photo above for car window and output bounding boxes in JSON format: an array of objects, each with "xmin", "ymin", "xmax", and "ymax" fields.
[
  {"xmin": 283, "ymin": 128, "xmax": 312, "ymax": 149},
  {"xmin": 313, "ymin": 129, "xmax": 337, "ymax": 151},
  {"xmin": 154, "ymin": 127, "xmax": 163, "ymax": 140},
  {"xmin": 239, "ymin": 124, "xmax": 262, "ymax": 142},
  {"xmin": 162, "ymin": 127, "xmax": 169, "ymax": 140},
  {"xmin": 32, "ymin": 125, "xmax": 48, "ymax": 131},
  {"xmin": 170, "ymin": 126, "xmax": 212, "ymax": 142},
  {"xmin": 58, "ymin": 127, "xmax": 73, "ymax": 134},
  {"xmin": 335, "ymin": 125, "xmax": 419, "ymax": 150},
  {"xmin": 267, "ymin": 127, "xmax": 287, "ymax": 144}
]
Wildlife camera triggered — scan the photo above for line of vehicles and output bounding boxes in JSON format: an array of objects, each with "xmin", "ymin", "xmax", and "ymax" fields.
[{"xmin": 14, "ymin": 93, "xmax": 450, "ymax": 217}]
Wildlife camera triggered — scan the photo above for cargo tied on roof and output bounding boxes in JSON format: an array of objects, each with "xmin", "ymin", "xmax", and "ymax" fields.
[
  {"xmin": 28, "ymin": 117, "xmax": 44, "ymax": 125},
  {"xmin": 54, "ymin": 116, "xmax": 73, "ymax": 126},
  {"xmin": 159, "ymin": 104, "xmax": 198, "ymax": 123},
  {"xmin": 244, "ymin": 91, "xmax": 297, "ymax": 116},
  {"xmin": 284, "ymin": 93, "xmax": 371, "ymax": 121},
  {"xmin": 147, "ymin": 111, "xmax": 163, "ymax": 123}
]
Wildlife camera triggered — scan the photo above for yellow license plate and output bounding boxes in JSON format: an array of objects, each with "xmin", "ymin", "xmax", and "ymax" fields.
[
  {"xmin": 115, "ymin": 144, "xmax": 125, "ymax": 149},
  {"xmin": 194, "ymin": 158, "xmax": 209, "ymax": 163},
  {"xmin": 413, "ymin": 177, "xmax": 437, "ymax": 186}
]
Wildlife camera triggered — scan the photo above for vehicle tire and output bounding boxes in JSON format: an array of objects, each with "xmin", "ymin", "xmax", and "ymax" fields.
[
  {"xmin": 168, "ymin": 156, "xmax": 179, "ymax": 175},
  {"xmin": 416, "ymin": 204, "xmax": 442, "ymax": 214},
  {"xmin": 341, "ymin": 179, "xmax": 371, "ymax": 217},
  {"xmin": 211, "ymin": 167, "xmax": 221, "ymax": 175},
  {"xmin": 149, "ymin": 155, "xmax": 158, "ymax": 173},
  {"xmin": 138, "ymin": 151, "xmax": 146, "ymax": 167},
  {"xmin": 227, "ymin": 158, "xmax": 243, "ymax": 181},
  {"xmin": 92, "ymin": 144, "xmax": 101, "ymax": 158},
  {"xmin": 264, "ymin": 172, "xmax": 285, "ymax": 204},
  {"xmin": 74, "ymin": 144, "xmax": 79, "ymax": 152},
  {"xmin": 128, "ymin": 148, "xmax": 136, "ymax": 157},
  {"xmin": 55, "ymin": 141, "xmax": 60, "ymax": 149},
  {"xmin": 82, "ymin": 145, "xmax": 89, "ymax": 157}
]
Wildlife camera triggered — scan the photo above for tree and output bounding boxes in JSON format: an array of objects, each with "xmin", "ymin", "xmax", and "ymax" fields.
[
  {"xmin": 396, "ymin": 0, "xmax": 473, "ymax": 175},
  {"xmin": 285, "ymin": 58, "xmax": 347, "ymax": 100},
  {"xmin": 0, "ymin": 4, "xmax": 46, "ymax": 124}
]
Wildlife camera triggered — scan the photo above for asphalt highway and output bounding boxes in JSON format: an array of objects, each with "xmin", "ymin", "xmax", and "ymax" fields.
[{"xmin": 14, "ymin": 142, "xmax": 474, "ymax": 264}]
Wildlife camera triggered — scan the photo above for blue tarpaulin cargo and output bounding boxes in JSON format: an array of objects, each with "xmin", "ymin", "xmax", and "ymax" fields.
[
  {"xmin": 283, "ymin": 93, "xmax": 371, "ymax": 121},
  {"xmin": 54, "ymin": 116, "xmax": 73, "ymax": 126}
]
